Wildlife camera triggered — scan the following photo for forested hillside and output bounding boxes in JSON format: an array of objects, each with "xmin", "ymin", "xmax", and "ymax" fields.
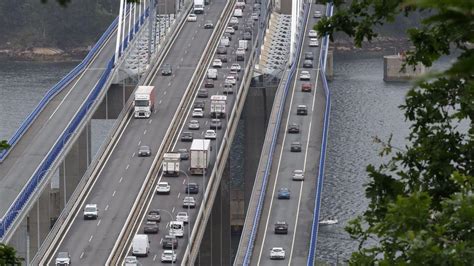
[{"xmin": 0, "ymin": 0, "xmax": 118, "ymax": 50}]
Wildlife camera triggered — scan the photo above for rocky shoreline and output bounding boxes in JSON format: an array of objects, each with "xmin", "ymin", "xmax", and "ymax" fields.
[{"xmin": 0, "ymin": 47, "xmax": 90, "ymax": 62}]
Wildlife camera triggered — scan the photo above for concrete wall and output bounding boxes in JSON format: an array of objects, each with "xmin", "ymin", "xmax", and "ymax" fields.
[{"xmin": 384, "ymin": 54, "xmax": 426, "ymax": 82}]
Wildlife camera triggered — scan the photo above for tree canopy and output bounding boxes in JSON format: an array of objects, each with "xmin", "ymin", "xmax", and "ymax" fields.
[
  {"xmin": 0, "ymin": 243, "xmax": 22, "ymax": 265},
  {"xmin": 316, "ymin": 0, "xmax": 473, "ymax": 264}
]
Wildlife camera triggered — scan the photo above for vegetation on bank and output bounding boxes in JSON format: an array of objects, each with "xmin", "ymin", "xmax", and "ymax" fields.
[{"xmin": 316, "ymin": 0, "xmax": 474, "ymax": 264}]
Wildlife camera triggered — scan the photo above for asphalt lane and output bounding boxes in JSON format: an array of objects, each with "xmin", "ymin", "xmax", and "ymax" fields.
[
  {"xmin": 49, "ymin": 2, "xmax": 228, "ymax": 264},
  {"xmin": 127, "ymin": 1, "xmax": 261, "ymax": 265},
  {"xmin": 0, "ymin": 8, "xmax": 138, "ymax": 216},
  {"xmin": 250, "ymin": 4, "xmax": 327, "ymax": 265}
]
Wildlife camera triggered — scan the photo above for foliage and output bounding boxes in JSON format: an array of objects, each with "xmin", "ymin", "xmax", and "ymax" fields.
[
  {"xmin": 0, "ymin": 243, "xmax": 23, "ymax": 265},
  {"xmin": 316, "ymin": 0, "xmax": 474, "ymax": 264},
  {"xmin": 45, "ymin": 0, "xmax": 141, "ymax": 7},
  {"xmin": 0, "ymin": 140, "xmax": 9, "ymax": 152}
]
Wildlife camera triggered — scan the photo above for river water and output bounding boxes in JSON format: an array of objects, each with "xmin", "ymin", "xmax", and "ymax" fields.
[{"xmin": 0, "ymin": 53, "xmax": 413, "ymax": 263}]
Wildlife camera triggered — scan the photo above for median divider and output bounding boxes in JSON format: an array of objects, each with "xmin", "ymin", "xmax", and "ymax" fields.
[{"xmin": 107, "ymin": 1, "xmax": 237, "ymax": 264}]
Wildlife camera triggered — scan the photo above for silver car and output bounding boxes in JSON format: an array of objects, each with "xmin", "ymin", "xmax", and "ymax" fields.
[
  {"xmin": 138, "ymin": 145, "xmax": 151, "ymax": 157},
  {"xmin": 188, "ymin": 120, "xmax": 200, "ymax": 130},
  {"xmin": 183, "ymin": 196, "xmax": 196, "ymax": 208}
]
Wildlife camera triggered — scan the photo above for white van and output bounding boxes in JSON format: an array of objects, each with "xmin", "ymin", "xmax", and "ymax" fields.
[
  {"xmin": 132, "ymin": 234, "xmax": 149, "ymax": 257},
  {"xmin": 220, "ymin": 36, "xmax": 230, "ymax": 47},
  {"xmin": 239, "ymin": 40, "xmax": 248, "ymax": 50},
  {"xmin": 169, "ymin": 221, "xmax": 184, "ymax": 237},
  {"xmin": 207, "ymin": 68, "xmax": 217, "ymax": 79},
  {"xmin": 233, "ymin": 8, "xmax": 243, "ymax": 17}
]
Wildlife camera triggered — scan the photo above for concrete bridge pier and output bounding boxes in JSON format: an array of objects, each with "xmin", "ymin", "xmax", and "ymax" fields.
[{"xmin": 93, "ymin": 82, "xmax": 136, "ymax": 120}]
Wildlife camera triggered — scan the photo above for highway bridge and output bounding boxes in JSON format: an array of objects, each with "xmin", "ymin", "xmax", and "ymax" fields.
[{"xmin": 1, "ymin": 0, "xmax": 333, "ymax": 265}]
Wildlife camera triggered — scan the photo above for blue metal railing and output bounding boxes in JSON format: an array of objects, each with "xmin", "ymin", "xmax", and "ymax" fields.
[
  {"xmin": 0, "ymin": 6, "xmax": 151, "ymax": 240},
  {"xmin": 307, "ymin": 3, "xmax": 334, "ymax": 265},
  {"xmin": 242, "ymin": 4, "xmax": 310, "ymax": 265}
]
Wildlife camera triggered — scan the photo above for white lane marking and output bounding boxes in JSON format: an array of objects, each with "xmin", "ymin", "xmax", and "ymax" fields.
[
  {"xmin": 89, "ymin": 235, "xmax": 93, "ymax": 242},
  {"xmin": 182, "ymin": 179, "xmax": 186, "ymax": 184},
  {"xmin": 168, "ymin": 82, "xmax": 172, "ymax": 86},
  {"xmin": 143, "ymin": 129, "xmax": 147, "ymax": 135},
  {"xmin": 172, "ymin": 207, "xmax": 175, "ymax": 213},
  {"xmin": 153, "ymin": 254, "xmax": 157, "ymax": 261},
  {"xmin": 126, "ymin": 164, "xmax": 130, "ymax": 170},
  {"xmin": 205, "ymin": 120, "xmax": 208, "ymax": 125},
  {"xmin": 177, "ymin": 192, "xmax": 181, "ymax": 199},
  {"xmin": 181, "ymin": 57, "xmax": 184, "ymax": 61},
  {"xmin": 80, "ymin": 252, "xmax": 84, "ymax": 259},
  {"xmin": 166, "ymin": 222, "xmax": 169, "ymax": 228},
  {"xmin": 149, "ymin": 119, "xmax": 152, "ymax": 124},
  {"xmin": 132, "ymin": 152, "xmax": 136, "ymax": 157},
  {"xmin": 257, "ymin": 4, "xmax": 314, "ymax": 264},
  {"xmin": 119, "ymin": 177, "xmax": 123, "ymax": 183},
  {"xmin": 164, "ymin": 91, "xmax": 167, "ymax": 95},
  {"xmin": 105, "ymin": 205, "xmax": 109, "ymax": 211},
  {"xmin": 112, "ymin": 190, "xmax": 116, "ymax": 197},
  {"xmin": 138, "ymin": 140, "xmax": 141, "ymax": 146},
  {"xmin": 154, "ymin": 109, "xmax": 157, "ymax": 114},
  {"xmin": 97, "ymin": 220, "xmax": 101, "ymax": 226},
  {"xmin": 159, "ymin": 100, "xmax": 162, "ymax": 104}
]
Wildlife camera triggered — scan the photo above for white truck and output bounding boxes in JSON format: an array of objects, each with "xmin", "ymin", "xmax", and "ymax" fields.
[
  {"xmin": 132, "ymin": 234, "xmax": 150, "ymax": 257},
  {"xmin": 162, "ymin": 153, "xmax": 181, "ymax": 177},
  {"xmin": 194, "ymin": 0, "xmax": 204, "ymax": 14},
  {"xmin": 239, "ymin": 40, "xmax": 248, "ymax": 50},
  {"xmin": 169, "ymin": 221, "xmax": 184, "ymax": 237},
  {"xmin": 190, "ymin": 139, "xmax": 211, "ymax": 175},
  {"xmin": 236, "ymin": 47, "xmax": 246, "ymax": 61},
  {"xmin": 134, "ymin": 86, "xmax": 155, "ymax": 118},
  {"xmin": 210, "ymin": 95, "xmax": 227, "ymax": 118}
]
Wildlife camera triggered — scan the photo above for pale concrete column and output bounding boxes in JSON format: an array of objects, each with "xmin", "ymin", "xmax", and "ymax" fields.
[
  {"xmin": 59, "ymin": 122, "xmax": 91, "ymax": 210},
  {"xmin": 93, "ymin": 83, "xmax": 135, "ymax": 119},
  {"xmin": 326, "ymin": 50, "xmax": 334, "ymax": 81},
  {"xmin": 28, "ymin": 181, "xmax": 52, "ymax": 261}
]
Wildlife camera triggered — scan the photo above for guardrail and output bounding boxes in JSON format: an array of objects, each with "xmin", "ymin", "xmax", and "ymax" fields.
[
  {"xmin": 0, "ymin": 6, "xmax": 151, "ymax": 241},
  {"xmin": 307, "ymin": 3, "xmax": 334, "ymax": 265},
  {"xmin": 240, "ymin": 3, "xmax": 310, "ymax": 265}
]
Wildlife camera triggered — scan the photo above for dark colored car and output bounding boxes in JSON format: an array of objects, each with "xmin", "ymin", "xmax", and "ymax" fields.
[
  {"xmin": 243, "ymin": 32, "xmax": 252, "ymax": 40},
  {"xmin": 210, "ymin": 119, "xmax": 222, "ymax": 129},
  {"xmin": 138, "ymin": 145, "xmax": 151, "ymax": 157},
  {"xmin": 291, "ymin": 141, "xmax": 302, "ymax": 152},
  {"xmin": 143, "ymin": 221, "xmax": 159, "ymax": 234},
  {"xmin": 217, "ymin": 46, "xmax": 227, "ymax": 54},
  {"xmin": 194, "ymin": 100, "xmax": 205, "ymax": 111},
  {"xmin": 274, "ymin": 221, "xmax": 288, "ymax": 234},
  {"xmin": 287, "ymin": 123, "xmax": 300, "ymax": 134},
  {"xmin": 197, "ymin": 89, "xmax": 208, "ymax": 98},
  {"xmin": 244, "ymin": 26, "xmax": 252, "ymax": 34},
  {"xmin": 179, "ymin": 148, "xmax": 189, "ymax": 160},
  {"xmin": 205, "ymin": 78, "xmax": 215, "ymax": 88},
  {"xmin": 218, "ymin": 55, "xmax": 228, "ymax": 63},
  {"xmin": 185, "ymin": 183, "xmax": 199, "ymax": 194},
  {"xmin": 162, "ymin": 235, "xmax": 178, "ymax": 249},
  {"xmin": 181, "ymin": 132, "xmax": 193, "ymax": 142},
  {"xmin": 204, "ymin": 20, "xmax": 214, "ymax": 29},
  {"xmin": 297, "ymin": 105, "xmax": 308, "ymax": 115},
  {"xmin": 303, "ymin": 59, "xmax": 313, "ymax": 68},
  {"xmin": 277, "ymin": 188, "xmax": 290, "ymax": 199},
  {"xmin": 161, "ymin": 64, "xmax": 172, "ymax": 76},
  {"xmin": 147, "ymin": 209, "xmax": 161, "ymax": 222},
  {"xmin": 301, "ymin": 83, "xmax": 312, "ymax": 92},
  {"xmin": 304, "ymin": 52, "xmax": 314, "ymax": 60}
]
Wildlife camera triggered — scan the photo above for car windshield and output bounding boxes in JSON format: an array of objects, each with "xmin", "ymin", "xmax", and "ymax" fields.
[
  {"xmin": 159, "ymin": 183, "xmax": 167, "ymax": 187},
  {"xmin": 135, "ymin": 100, "xmax": 149, "ymax": 106},
  {"xmin": 85, "ymin": 207, "xmax": 96, "ymax": 212},
  {"xmin": 58, "ymin": 252, "xmax": 68, "ymax": 258}
]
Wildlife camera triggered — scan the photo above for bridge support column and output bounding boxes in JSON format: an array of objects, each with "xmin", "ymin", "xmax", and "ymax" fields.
[
  {"xmin": 93, "ymin": 83, "xmax": 135, "ymax": 119},
  {"xmin": 197, "ymin": 166, "xmax": 231, "ymax": 266},
  {"xmin": 59, "ymin": 122, "xmax": 91, "ymax": 210}
]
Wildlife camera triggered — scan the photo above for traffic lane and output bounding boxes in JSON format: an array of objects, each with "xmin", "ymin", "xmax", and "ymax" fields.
[
  {"xmin": 290, "ymin": 76, "xmax": 325, "ymax": 266},
  {"xmin": 54, "ymin": 2, "xmax": 227, "ymax": 263},
  {"xmin": 137, "ymin": 9, "xmax": 259, "ymax": 265}
]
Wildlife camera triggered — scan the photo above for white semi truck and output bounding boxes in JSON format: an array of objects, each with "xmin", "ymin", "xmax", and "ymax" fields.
[
  {"xmin": 134, "ymin": 86, "xmax": 155, "ymax": 118},
  {"xmin": 190, "ymin": 139, "xmax": 211, "ymax": 175},
  {"xmin": 162, "ymin": 153, "xmax": 181, "ymax": 177},
  {"xmin": 194, "ymin": 0, "xmax": 204, "ymax": 14},
  {"xmin": 210, "ymin": 95, "xmax": 227, "ymax": 118}
]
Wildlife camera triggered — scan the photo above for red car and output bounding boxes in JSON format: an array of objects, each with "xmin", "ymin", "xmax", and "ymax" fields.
[{"xmin": 301, "ymin": 82, "xmax": 312, "ymax": 92}]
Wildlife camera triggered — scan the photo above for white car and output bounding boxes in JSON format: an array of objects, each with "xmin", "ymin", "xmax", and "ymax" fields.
[
  {"xmin": 270, "ymin": 247, "xmax": 285, "ymax": 260},
  {"xmin": 225, "ymin": 76, "xmax": 237, "ymax": 85},
  {"xmin": 212, "ymin": 58, "xmax": 223, "ymax": 68},
  {"xmin": 231, "ymin": 63, "xmax": 241, "ymax": 72},
  {"xmin": 176, "ymin": 212, "xmax": 189, "ymax": 223},
  {"xmin": 205, "ymin": 130, "xmax": 217, "ymax": 139},
  {"xmin": 221, "ymin": 36, "xmax": 230, "ymax": 47},
  {"xmin": 292, "ymin": 169, "xmax": 304, "ymax": 181},
  {"xmin": 161, "ymin": 250, "xmax": 177, "ymax": 263},
  {"xmin": 251, "ymin": 12, "xmax": 259, "ymax": 20},
  {"xmin": 124, "ymin": 256, "xmax": 138, "ymax": 266},
  {"xmin": 299, "ymin": 71, "xmax": 311, "ymax": 80},
  {"xmin": 55, "ymin": 252, "xmax": 71, "ymax": 265},
  {"xmin": 225, "ymin": 26, "xmax": 235, "ymax": 35},
  {"xmin": 309, "ymin": 38, "xmax": 319, "ymax": 47},
  {"xmin": 308, "ymin": 30, "xmax": 318, "ymax": 38},
  {"xmin": 230, "ymin": 17, "xmax": 239, "ymax": 25},
  {"xmin": 192, "ymin": 108, "xmax": 204, "ymax": 118},
  {"xmin": 156, "ymin": 182, "xmax": 171, "ymax": 194},
  {"xmin": 183, "ymin": 196, "xmax": 196, "ymax": 208},
  {"xmin": 187, "ymin": 14, "xmax": 197, "ymax": 22},
  {"xmin": 83, "ymin": 204, "xmax": 98, "ymax": 220}
]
